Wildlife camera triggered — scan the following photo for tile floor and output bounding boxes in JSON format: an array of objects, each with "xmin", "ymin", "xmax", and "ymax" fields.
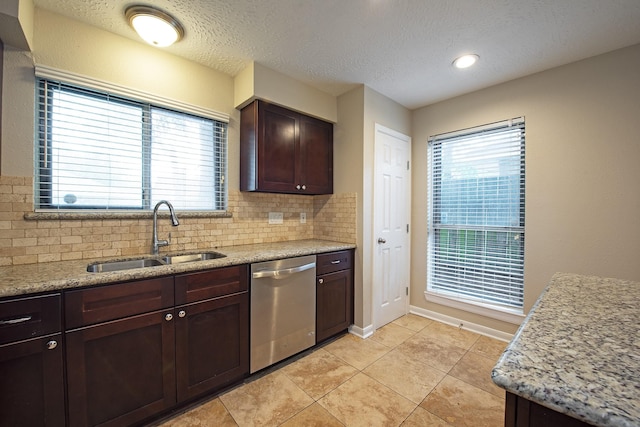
[{"xmin": 154, "ymin": 314, "xmax": 508, "ymax": 427}]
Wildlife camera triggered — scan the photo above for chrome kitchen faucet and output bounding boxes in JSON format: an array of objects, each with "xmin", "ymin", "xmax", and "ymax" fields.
[{"xmin": 152, "ymin": 200, "xmax": 180, "ymax": 255}]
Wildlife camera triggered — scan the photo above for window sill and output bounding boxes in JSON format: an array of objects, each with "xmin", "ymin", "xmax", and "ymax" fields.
[
  {"xmin": 24, "ymin": 210, "xmax": 232, "ymax": 221},
  {"xmin": 424, "ymin": 290, "xmax": 525, "ymax": 325}
]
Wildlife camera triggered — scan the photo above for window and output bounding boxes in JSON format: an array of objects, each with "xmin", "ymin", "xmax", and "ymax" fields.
[
  {"xmin": 427, "ymin": 118, "xmax": 525, "ymax": 317},
  {"xmin": 35, "ymin": 77, "xmax": 227, "ymax": 211}
]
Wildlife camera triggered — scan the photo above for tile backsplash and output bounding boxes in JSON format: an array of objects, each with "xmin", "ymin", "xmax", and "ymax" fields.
[{"xmin": 0, "ymin": 176, "xmax": 356, "ymax": 266}]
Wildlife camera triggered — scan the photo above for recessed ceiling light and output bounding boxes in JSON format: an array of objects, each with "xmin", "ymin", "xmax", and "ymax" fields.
[
  {"xmin": 125, "ymin": 5, "xmax": 184, "ymax": 47},
  {"xmin": 453, "ymin": 54, "xmax": 479, "ymax": 69}
]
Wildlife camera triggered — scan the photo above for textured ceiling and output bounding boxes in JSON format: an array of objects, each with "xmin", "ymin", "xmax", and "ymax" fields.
[{"xmin": 33, "ymin": 0, "xmax": 640, "ymax": 109}]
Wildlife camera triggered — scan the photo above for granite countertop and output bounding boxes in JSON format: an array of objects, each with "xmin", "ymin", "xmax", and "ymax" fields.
[
  {"xmin": 0, "ymin": 239, "xmax": 356, "ymax": 298},
  {"xmin": 492, "ymin": 272, "xmax": 640, "ymax": 427}
]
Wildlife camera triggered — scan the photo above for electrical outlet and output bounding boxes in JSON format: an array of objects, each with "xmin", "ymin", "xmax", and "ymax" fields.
[
  {"xmin": 268, "ymin": 212, "xmax": 283, "ymax": 224},
  {"xmin": 300, "ymin": 212, "xmax": 307, "ymax": 224}
]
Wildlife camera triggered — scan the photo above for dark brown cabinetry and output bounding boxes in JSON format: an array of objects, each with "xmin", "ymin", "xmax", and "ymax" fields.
[
  {"xmin": 174, "ymin": 266, "xmax": 249, "ymax": 402},
  {"xmin": 0, "ymin": 294, "xmax": 65, "ymax": 427},
  {"xmin": 65, "ymin": 277, "xmax": 175, "ymax": 427},
  {"xmin": 505, "ymin": 392, "xmax": 592, "ymax": 427},
  {"xmin": 240, "ymin": 99, "xmax": 333, "ymax": 195},
  {"xmin": 65, "ymin": 267, "xmax": 249, "ymax": 426},
  {"xmin": 316, "ymin": 250, "xmax": 354, "ymax": 343}
]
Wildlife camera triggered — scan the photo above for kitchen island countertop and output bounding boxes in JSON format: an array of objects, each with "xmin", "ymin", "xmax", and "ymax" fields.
[
  {"xmin": 491, "ymin": 272, "xmax": 639, "ymax": 427},
  {"xmin": 0, "ymin": 239, "xmax": 356, "ymax": 298}
]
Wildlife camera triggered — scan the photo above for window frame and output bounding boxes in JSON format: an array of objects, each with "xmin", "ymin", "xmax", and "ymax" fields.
[
  {"xmin": 34, "ymin": 71, "xmax": 228, "ymax": 213},
  {"xmin": 426, "ymin": 118, "xmax": 526, "ymax": 323}
]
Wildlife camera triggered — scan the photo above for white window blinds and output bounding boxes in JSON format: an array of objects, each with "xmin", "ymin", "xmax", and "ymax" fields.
[
  {"xmin": 35, "ymin": 77, "xmax": 227, "ymax": 211},
  {"xmin": 427, "ymin": 118, "xmax": 525, "ymax": 311}
]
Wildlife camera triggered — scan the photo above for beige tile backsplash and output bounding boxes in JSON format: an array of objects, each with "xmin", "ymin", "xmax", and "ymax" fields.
[{"xmin": 0, "ymin": 176, "xmax": 356, "ymax": 266}]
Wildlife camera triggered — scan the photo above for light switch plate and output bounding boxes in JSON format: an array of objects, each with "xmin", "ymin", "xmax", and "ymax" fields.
[
  {"xmin": 268, "ymin": 212, "xmax": 283, "ymax": 224},
  {"xmin": 300, "ymin": 212, "xmax": 307, "ymax": 224}
]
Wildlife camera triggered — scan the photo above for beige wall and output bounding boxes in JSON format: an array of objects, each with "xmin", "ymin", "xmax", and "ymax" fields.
[
  {"xmin": 411, "ymin": 43, "xmax": 640, "ymax": 334},
  {"xmin": 336, "ymin": 85, "xmax": 411, "ymax": 333}
]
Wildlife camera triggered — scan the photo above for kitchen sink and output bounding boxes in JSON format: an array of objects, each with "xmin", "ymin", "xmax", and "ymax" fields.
[
  {"xmin": 86, "ymin": 258, "xmax": 165, "ymax": 273},
  {"xmin": 162, "ymin": 252, "xmax": 226, "ymax": 264},
  {"xmin": 86, "ymin": 252, "xmax": 226, "ymax": 272}
]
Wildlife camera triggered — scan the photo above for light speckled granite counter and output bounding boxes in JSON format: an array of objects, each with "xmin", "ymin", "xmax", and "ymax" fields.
[
  {"xmin": 0, "ymin": 239, "xmax": 355, "ymax": 298},
  {"xmin": 492, "ymin": 272, "xmax": 640, "ymax": 427}
]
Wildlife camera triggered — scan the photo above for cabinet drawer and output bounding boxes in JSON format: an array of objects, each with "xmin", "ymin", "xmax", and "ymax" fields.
[
  {"xmin": 65, "ymin": 277, "xmax": 174, "ymax": 329},
  {"xmin": 175, "ymin": 265, "xmax": 248, "ymax": 305},
  {"xmin": 0, "ymin": 294, "xmax": 61, "ymax": 345},
  {"xmin": 316, "ymin": 250, "xmax": 353, "ymax": 275}
]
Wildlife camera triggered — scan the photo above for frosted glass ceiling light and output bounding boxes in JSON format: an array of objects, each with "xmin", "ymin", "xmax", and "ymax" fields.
[
  {"xmin": 125, "ymin": 5, "xmax": 184, "ymax": 47},
  {"xmin": 453, "ymin": 54, "xmax": 479, "ymax": 69}
]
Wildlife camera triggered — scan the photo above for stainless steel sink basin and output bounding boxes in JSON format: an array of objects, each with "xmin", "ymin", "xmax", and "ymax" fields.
[
  {"xmin": 162, "ymin": 252, "xmax": 226, "ymax": 264},
  {"xmin": 86, "ymin": 252, "xmax": 226, "ymax": 272},
  {"xmin": 87, "ymin": 258, "xmax": 165, "ymax": 273}
]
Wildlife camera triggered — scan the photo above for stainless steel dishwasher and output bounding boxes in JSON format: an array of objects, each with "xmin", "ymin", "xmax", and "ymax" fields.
[{"xmin": 250, "ymin": 255, "xmax": 316, "ymax": 373}]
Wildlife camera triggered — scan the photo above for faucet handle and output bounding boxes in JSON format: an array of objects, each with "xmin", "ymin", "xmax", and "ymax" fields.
[{"xmin": 167, "ymin": 232, "xmax": 172, "ymax": 244}]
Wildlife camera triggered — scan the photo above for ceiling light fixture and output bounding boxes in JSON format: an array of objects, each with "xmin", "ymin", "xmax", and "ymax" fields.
[
  {"xmin": 125, "ymin": 5, "xmax": 184, "ymax": 47},
  {"xmin": 453, "ymin": 54, "xmax": 479, "ymax": 69}
]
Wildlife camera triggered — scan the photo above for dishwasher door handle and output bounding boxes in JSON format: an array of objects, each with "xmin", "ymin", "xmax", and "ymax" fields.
[{"xmin": 252, "ymin": 262, "xmax": 316, "ymax": 279}]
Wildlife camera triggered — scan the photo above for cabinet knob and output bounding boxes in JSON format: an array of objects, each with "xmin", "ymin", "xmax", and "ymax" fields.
[
  {"xmin": 296, "ymin": 185, "xmax": 301, "ymax": 190},
  {"xmin": 318, "ymin": 278, "xmax": 324, "ymax": 284},
  {"xmin": 46, "ymin": 340, "xmax": 58, "ymax": 350},
  {"xmin": 165, "ymin": 313, "xmax": 173, "ymax": 321},
  {"xmin": 178, "ymin": 310, "xmax": 186, "ymax": 318},
  {"xmin": 302, "ymin": 184, "xmax": 306, "ymax": 190}
]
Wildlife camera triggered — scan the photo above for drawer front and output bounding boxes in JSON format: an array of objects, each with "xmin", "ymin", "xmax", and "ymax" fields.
[
  {"xmin": 0, "ymin": 294, "xmax": 61, "ymax": 345},
  {"xmin": 316, "ymin": 250, "xmax": 353, "ymax": 276},
  {"xmin": 175, "ymin": 265, "xmax": 248, "ymax": 305},
  {"xmin": 65, "ymin": 277, "xmax": 174, "ymax": 329}
]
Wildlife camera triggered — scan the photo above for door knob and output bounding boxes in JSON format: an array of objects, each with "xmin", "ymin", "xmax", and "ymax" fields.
[{"xmin": 377, "ymin": 238, "xmax": 386, "ymax": 244}]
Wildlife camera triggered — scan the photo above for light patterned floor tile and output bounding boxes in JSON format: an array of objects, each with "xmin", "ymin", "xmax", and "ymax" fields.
[
  {"xmin": 449, "ymin": 351, "xmax": 505, "ymax": 398},
  {"xmin": 280, "ymin": 403, "xmax": 344, "ymax": 427},
  {"xmin": 401, "ymin": 406, "xmax": 454, "ymax": 427},
  {"xmin": 281, "ymin": 348, "xmax": 358, "ymax": 400},
  {"xmin": 420, "ymin": 375, "xmax": 505, "ymax": 427},
  {"xmin": 363, "ymin": 348, "xmax": 447, "ymax": 403},
  {"xmin": 396, "ymin": 332, "xmax": 468, "ymax": 372},
  {"xmin": 322, "ymin": 332, "xmax": 391, "ymax": 370},
  {"xmin": 369, "ymin": 322, "xmax": 416, "ymax": 347},
  {"xmin": 418, "ymin": 322, "xmax": 480, "ymax": 350},
  {"xmin": 219, "ymin": 372, "xmax": 313, "ymax": 427},
  {"xmin": 155, "ymin": 398, "xmax": 237, "ymax": 427},
  {"xmin": 469, "ymin": 335, "xmax": 509, "ymax": 360},
  {"xmin": 392, "ymin": 313, "xmax": 433, "ymax": 332},
  {"xmin": 319, "ymin": 373, "xmax": 417, "ymax": 427}
]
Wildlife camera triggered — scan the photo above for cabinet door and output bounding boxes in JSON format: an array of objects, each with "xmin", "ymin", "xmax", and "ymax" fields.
[
  {"xmin": 316, "ymin": 269, "xmax": 353, "ymax": 343},
  {"xmin": 0, "ymin": 334, "xmax": 65, "ymax": 427},
  {"xmin": 258, "ymin": 102, "xmax": 299, "ymax": 192},
  {"xmin": 299, "ymin": 114, "xmax": 333, "ymax": 194},
  {"xmin": 66, "ymin": 311, "xmax": 176, "ymax": 427},
  {"xmin": 175, "ymin": 292, "xmax": 249, "ymax": 402}
]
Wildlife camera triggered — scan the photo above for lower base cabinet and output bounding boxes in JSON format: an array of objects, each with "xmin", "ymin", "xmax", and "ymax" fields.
[
  {"xmin": 316, "ymin": 250, "xmax": 354, "ymax": 343},
  {"xmin": 0, "ymin": 334, "xmax": 65, "ymax": 427},
  {"xmin": 505, "ymin": 392, "xmax": 592, "ymax": 427},
  {"xmin": 65, "ymin": 266, "xmax": 249, "ymax": 426}
]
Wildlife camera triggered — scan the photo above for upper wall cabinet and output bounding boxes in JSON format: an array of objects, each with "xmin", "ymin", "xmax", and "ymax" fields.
[{"xmin": 240, "ymin": 100, "xmax": 333, "ymax": 195}]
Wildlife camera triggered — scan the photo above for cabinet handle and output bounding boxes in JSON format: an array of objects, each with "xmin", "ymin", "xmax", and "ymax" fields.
[
  {"xmin": 46, "ymin": 340, "xmax": 58, "ymax": 350},
  {"xmin": 318, "ymin": 278, "xmax": 324, "ymax": 284},
  {"xmin": 178, "ymin": 310, "xmax": 186, "ymax": 318},
  {"xmin": 165, "ymin": 313, "xmax": 173, "ymax": 321},
  {"xmin": 331, "ymin": 260, "xmax": 341, "ymax": 264},
  {"xmin": 0, "ymin": 315, "xmax": 32, "ymax": 325}
]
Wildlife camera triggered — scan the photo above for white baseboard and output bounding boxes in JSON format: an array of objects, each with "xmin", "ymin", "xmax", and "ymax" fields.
[
  {"xmin": 348, "ymin": 323, "xmax": 374, "ymax": 339},
  {"xmin": 409, "ymin": 305, "xmax": 514, "ymax": 342}
]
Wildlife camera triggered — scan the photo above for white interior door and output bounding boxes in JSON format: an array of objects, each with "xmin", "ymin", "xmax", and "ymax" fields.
[{"xmin": 373, "ymin": 124, "xmax": 411, "ymax": 329}]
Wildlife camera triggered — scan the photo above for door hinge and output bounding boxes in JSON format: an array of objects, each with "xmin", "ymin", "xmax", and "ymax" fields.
[
  {"xmin": 406, "ymin": 287, "xmax": 409, "ymax": 296},
  {"xmin": 407, "ymin": 160, "xmax": 410, "ymax": 170},
  {"xmin": 406, "ymin": 224, "xmax": 409, "ymax": 233}
]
